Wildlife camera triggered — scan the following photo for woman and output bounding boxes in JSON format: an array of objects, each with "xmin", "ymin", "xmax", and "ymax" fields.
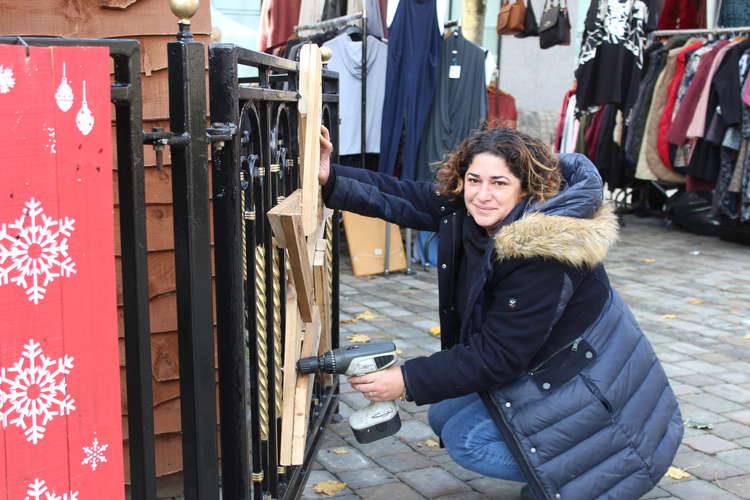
[{"xmin": 318, "ymin": 126, "xmax": 682, "ymax": 500}]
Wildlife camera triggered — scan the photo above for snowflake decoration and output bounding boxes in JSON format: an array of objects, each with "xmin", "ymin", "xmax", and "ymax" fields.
[
  {"xmin": 0, "ymin": 197, "xmax": 76, "ymax": 304},
  {"xmin": 0, "ymin": 339, "xmax": 76, "ymax": 444},
  {"xmin": 45, "ymin": 127, "xmax": 57, "ymax": 154},
  {"xmin": 0, "ymin": 65, "xmax": 15, "ymax": 94},
  {"xmin": 81, "ymin": 435, "xmax": 109, "ymax": 471},
  {"xmin": 25, "ymin": 477, "xmax": 79, "ymax": 500}
]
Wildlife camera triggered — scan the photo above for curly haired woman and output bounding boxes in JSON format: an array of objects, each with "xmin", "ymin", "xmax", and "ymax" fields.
[{"xmin": 318, "ymin": 126, "xmax": 682, "ymax": 500}]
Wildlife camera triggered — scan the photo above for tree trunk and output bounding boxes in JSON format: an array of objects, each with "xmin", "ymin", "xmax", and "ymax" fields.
[{"xmin": 462, "ymin": 0, "xmax": 486, "ymax": 45}]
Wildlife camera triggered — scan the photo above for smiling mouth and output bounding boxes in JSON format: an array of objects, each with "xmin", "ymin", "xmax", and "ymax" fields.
[{"xmin": 473, "ymin": 205, "xmax": 495, "ymax": 211}]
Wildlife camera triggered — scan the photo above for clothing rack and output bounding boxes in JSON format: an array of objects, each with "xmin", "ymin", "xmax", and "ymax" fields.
[{"xmin": 651, "ymin": 26, "xmax": 750, "ymax": 37}]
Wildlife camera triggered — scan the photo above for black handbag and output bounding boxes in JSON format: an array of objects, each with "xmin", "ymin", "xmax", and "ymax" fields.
[
  {"xmin": 515, "ymin": 0, "xmax": 540, "ymax": 38},
  {"xmin": 538, "ymin": 0, "xmax": 571, "ymax": 49}
]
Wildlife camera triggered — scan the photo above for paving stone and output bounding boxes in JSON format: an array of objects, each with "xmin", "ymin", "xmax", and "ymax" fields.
[
  {"xmin": 355, "ymin": 481, "xmax": 424, "ymax": 500},
  {"xmin": 704, "ymin": 384, "xmax": 750, "ymax": 404},
  {"xmin": 343, "ymin": 435, "xmax": 412, "ymax": 458},
  {"xmin": 665, "ymin": 341, "xmax": 710, "ymax": 356},
  {"xmin": 435, "ymin": 458, "xmax": 484, "ymax": 481},
  {"xmin": 467, "ymin": 477, "xmax": 524, "ymax": 497},
  {"xmin": 678, "ymin": 359, "xmax": 730, "ymax": 374},
  {"xmin": 673, "ymin": 450, "xmax": 746, "ymax": 480},
  {"xmin": 641, "ymin": 486, "xmax": 672, "ymax": 499},
  {"xmin": 674, "ymin": 374, "xmax": 724, "ymax": 388},
  {"xmin": 709, "ymin": 421, "xmax": 750, "ymax": 441},
  {"xmin": 395, "ymin": 419, "xmax": 436, "ymax": 443},
  {"xmin": 316, "ymin": 446, "xmax": 373, "ymax": 472},
  {"xmin": 374, "ymin": 450, "xmax": 434, "ymax": 473},
  {"xmin": 677, "ymin": 402, "xmax": 729, "ymax": 424},
  {"xmin": 661, "ymin": 479, "xmax": 744, "ymax": 500},
  {"xmin": 671, "ymin": 382, "xmax": 701, "ymax": 396},
  {"xmin": 716, "ymin": 475, "xmax": 750, "ymax": 499},
  {"xmin": 683, "ymin": 434, "xmax": 739, "ymax": 454},
  {"xmin": 682, "ymin": 392, "xmax": 745, "ymax": 413},
  {"xmin": 337, "ymin": 467, "xmax": 396, "ymax": 490},
  {"xmin": 301, "ymin": 470, "xmax": 355, "ymax": 499},
  {"xmin": 398, "ymin": 467, "xmax": 471, "ymax": 498},
  {"xmin": 716, "ymin": 449, "xmax": 750, "ymax": 473},
  {"xmin": 434, "ymin": 491, "xmax": 490, "ymax": 500}
]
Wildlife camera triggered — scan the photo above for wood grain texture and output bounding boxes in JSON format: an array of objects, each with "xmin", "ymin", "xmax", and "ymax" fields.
[
  {"xmin": 298, "ymin": 44, "xmax": 322, "ymax": 236},
  {"xmin": 291, "ymin": 308, "xmax": 321, "ymax": 465}
]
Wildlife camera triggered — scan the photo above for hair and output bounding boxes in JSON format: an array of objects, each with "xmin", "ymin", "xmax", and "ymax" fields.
[{"xmin": 434, "ymin": 127, "xmax": 561, "ymax": 203}]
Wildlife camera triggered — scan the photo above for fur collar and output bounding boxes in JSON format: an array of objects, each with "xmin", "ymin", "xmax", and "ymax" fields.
[{"xmin": 494, "ymin": 203, "xmax": 619, "ymax": 268}]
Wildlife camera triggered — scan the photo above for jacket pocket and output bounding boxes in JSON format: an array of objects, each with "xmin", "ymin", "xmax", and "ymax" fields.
[{"xmin": 580, "ymin": 374, "xmax": 614, "ymax": 416}]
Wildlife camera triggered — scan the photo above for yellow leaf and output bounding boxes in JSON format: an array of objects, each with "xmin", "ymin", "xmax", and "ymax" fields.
[
  {"xmin": 347, "ymin": 334, "xmax": 371, "ymax": 343},
  {"xmin": 355, "ymin": 311, "xmax": 379, "ymax": 320},
  {"xmin": 331, "ymin": 448, "xmax": 349, "ymax": 454},
  {"xmin": 429, "ymin": 327, "xmax": 441, "ymax": 336},
  {"xmin": 687, "ymin": 298, "xmax": 705, "ymax": 305},
  {"xmin": 665, "ymin": 466, "xmax": 692, "ymax": 480},
  {"xmin": 743, "ymin": 334, "xmax": 750, "ymax": 340},
  {"xmin": 423, "ymin": 439, "xmax": 440, "ymax": 447},
  {"xmin": 395, "ymin": 349, "xmax": 403, "ymax": 355},
  {"xmin": 641, "ymin": 258, "xmax": 656, "ymax": 263},
  {"xmin": 340, "ymin": 318, "xmax": 357, "ymax": 324},
  {"xmin": 313, "ymin": 480, "xmax": 348, "ymax": 496},
  {"xmin": 662, "ymin": 314, "xmax": 677, "ymax": 319}
]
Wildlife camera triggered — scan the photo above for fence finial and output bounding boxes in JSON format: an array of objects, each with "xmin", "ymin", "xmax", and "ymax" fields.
[{"xmin": 170, "ymin": 0, "xmax": 199, "ymax": 39}]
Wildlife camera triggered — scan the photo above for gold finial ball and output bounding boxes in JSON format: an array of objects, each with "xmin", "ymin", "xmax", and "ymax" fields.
[
  {"xmin": 170, "ymin": 0, "xmax": 200, "ymax": 24},
  {"xmin": 320, "ymin": 46, "xmax": 333, "ymax": 63}
]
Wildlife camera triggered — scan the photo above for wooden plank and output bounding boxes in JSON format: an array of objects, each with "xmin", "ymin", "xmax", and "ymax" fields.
[
  {"xmin": 298, "ymin": 44, "xmax": 322, "ymax": 236},
  {"xmin": 279, "ymin": 283, "xmax": 303, "ymax": 466},
  {"xmin": 290, "ymin": 308, "xmax": 322, "ymax": 465},
  {"xmin": 267, "ymin": 191, "xmax": 315, "ymax": 322},
  {"xmin": 341, "ymin": 211, "xmax": 407, "ymax": 276},
  {"xmin": 266, "ymin": 189, "xmax": 301, "ymax": 249},
  {"xmin": 313, "ymin": 240, "xmax": 332, "ymax": 386}
]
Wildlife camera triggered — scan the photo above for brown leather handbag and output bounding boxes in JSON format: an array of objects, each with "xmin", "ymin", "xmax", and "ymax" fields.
[{"xmin": 497, "ymin": 0, "xmax": 526, "ymax": 35}]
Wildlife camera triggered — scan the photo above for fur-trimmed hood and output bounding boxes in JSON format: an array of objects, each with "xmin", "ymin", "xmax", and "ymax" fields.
[
  {"xmin": 494, "ymin": 204, "xmax": 619, "ymax": 267},
  {"xmin": 494, "ymin": 153, "xmax": 619, "ymax": 268}
]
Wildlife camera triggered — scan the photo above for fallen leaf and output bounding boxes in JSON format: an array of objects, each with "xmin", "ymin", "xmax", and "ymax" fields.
[
  {"xmin": 641, "ymin": 258, "xmax": 657, "ymax": 263},
  {"xmin": 743, "ymin": 334, "xmax": 750, "ymax": 340},
  {"xmin": 687, "ymin": 298, "xmax": 706, "ymax": 305},
  {"xmin": 685, "ymin": 419, "xmax": 713, "ymax": 430},
  {"xmin": 395, "ymin": 348, "xmax": 403, "ymax": 355},
  {"xmin": 423, "ymin": 439, "xmax": 440, "ymax": 447},
  {"xmin": 331, "ymin": 448, "xmax": 349, "ymax": 454},
  {"xmin": 429, "ymin": 326, "xmax": 441, "ymax": 336},
  {"xmin": 729, "ymin": 308, "xmax": 741, "ymax": 313},
  {"xmin": 355, "ymin": 311, "xmax": 380, "ymax": 320},
  {"xmin": 662, "ymin": 314, "xmax": 677, "ymax": 319},
  {"xmin": 665, "ymin": 466, "xmax": 692, "ymax": 480},
  {"xmin": 340, "ymin": 318, "xmax": 357, "ymax": 324},
  {"xmin": 313, "ymin": 480, "xmax": 348, "ymax": 496},
  {"xmin": 347, "ymin": 334, "xmax": 371, "ymax": 343}
]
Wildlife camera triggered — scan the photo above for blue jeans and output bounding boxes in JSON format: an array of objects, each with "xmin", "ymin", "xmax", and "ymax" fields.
[{"xmin": 428, "ymin": 393, "xmax": 525, "ymax": 482}]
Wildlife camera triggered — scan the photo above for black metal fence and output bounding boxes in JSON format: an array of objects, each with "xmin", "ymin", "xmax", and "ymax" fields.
[{"xmin": 1, "ymin": 26, "xmax": 340, "ymax": 500}]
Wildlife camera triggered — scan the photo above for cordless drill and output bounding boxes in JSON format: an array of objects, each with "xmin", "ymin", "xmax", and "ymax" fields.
[{"xmin": 297, "ymin": 341, "xmax": 401, "ymax": 443}]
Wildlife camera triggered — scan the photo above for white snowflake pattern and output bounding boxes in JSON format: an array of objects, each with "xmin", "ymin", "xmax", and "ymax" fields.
[
  {"xmin": 0, "ymin": 65, "xmax": 15, "ymax": 94},
  {"xmin": 0, "ymin": 339, "xmax": 76, "ymax": 444},
  {"xmin": 25, "ymin": 477, "xmax": 79, "ymax": 500},
  {"xmin": 0, "ymin": 197, "xmax": 76, "ymax": 304},
  {"xmin": 81, "ymin": 435, "xmax": 109, "ymax": 471}
]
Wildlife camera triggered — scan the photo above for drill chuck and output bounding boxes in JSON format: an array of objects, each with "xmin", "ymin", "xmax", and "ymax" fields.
[{"xmin": 296, "ymin": 341, "xmax": 397, "ymax": 376}]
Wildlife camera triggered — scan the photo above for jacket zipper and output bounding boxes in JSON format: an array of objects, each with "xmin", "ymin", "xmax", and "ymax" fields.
[{"xmin": 528, "ymin": 336, "xmax": 583, "ymax": 375}]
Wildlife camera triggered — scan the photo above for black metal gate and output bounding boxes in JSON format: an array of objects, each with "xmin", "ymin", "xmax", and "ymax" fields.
[{"xmin": 1, "ymin": 22, "xmax": 340, "ymax": 500}]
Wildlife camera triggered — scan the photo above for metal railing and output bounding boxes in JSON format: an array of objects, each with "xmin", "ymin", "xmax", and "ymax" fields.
[{"xmin": 1, "ymin": 20, "xmax": 340, "ymax": 500}]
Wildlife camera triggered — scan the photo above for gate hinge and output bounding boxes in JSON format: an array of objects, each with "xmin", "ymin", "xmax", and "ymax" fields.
[{"xmin": 207, "ymin": 122, "xmax": 238, "ymax": 150}]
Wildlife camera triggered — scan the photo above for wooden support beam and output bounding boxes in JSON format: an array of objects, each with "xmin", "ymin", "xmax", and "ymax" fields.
[
  {"xmin": 313, "ymin": 239, "xmax": 332, "ymax": 385},
  {"xmin": 279, "ymin": 283, "xmax": 302, "ymax": 466},
  {"xmin": 267, "ymin": 190, "xmax": 315, "ymax": 322},
  {"xmin": 298, "ymin": 43, "xmax": 323, "ymax": 237},
  {"xmin": 291, "ymin": 308, "xmax": 322, "ymax": 465}
]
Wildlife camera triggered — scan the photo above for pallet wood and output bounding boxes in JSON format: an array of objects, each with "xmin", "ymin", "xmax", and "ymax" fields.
[
  {"xmin": 291, "ymin": 308, "xmax": 322, "ymax": 465},
  {"xmin": 267, "ymin": 190, "xmax": 315, "ymax": 322},
  {"xmin": 341, "ymin": 211, "xmax": 407, "ymax": 276},
  {"xmin": 298, "ymin": 44, "xmax": 322, "ymax": 236},
  {"xmin": 279, "ymin": 284, "xmax": 303, "ymax": 466},
  {"xmin": 313, "ymin": 239, "xmax": 331, "ymax": 358}
]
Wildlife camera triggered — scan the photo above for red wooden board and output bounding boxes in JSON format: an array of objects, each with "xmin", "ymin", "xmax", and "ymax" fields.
[{"xmin": 0, "ymin": 45, "xmax": 124, "ymax": 499}]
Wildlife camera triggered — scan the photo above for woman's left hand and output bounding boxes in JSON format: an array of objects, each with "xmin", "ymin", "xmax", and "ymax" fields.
[{"xmin": 348, "ymin": 365, "xmax": 405, "ymax": 402}]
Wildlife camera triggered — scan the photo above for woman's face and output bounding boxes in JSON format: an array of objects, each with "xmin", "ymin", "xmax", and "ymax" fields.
[{"xmin": 463, "ymin": 153, "xmax": 526, "ymax": 233}]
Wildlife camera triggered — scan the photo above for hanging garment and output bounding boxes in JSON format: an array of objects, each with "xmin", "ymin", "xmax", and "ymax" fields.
[
  {"xmin": 575, "ymin": 0, "xmax": 660, "ymax": 113},
  {"xmin": 595, "ymin": 105, "xmax": 628, "ymax": 188},
  {"xmin": 346, "ymin": 0, "xmax": 388, "ymax": 42},
  {"xmin": 415, "ymin": 31, "xmax": 488, "ymax": 182},
  {"xmin": 718, "ymin": 0, "xmax": 750, "ymax": 28},
  {"xmin": 657, "ymin": 0, "xmax": 703, "ymax": 30},
  {"xmin": 323, "ymin": 33, "xmax": 388, "ymax": 155},
  {"xmin": 657, "ymin": 40, "xmax": 704, "ymax": 169},
  {"xmin": 487, "ymin": 85, "xmax": 519, "ymax": 130},
  {"xmin": 257, "ymin": 0, "xmax": 301, "ymax": 54},
  {"xmin": 635, "ymin": 45, "xmax": 685, "ymax": 183},
  {"xmin": 554, "ymin": 88, "xmax": 575, "ymax": 152},
  {"xmin": 560, "ymin": 95, "xmax": 580, "ymax": 154},
  {"xmin": 298, "ymin": 0, "xmax": 326, "ymax": 27},
  {"xmin": 378, "ymin": 0, "xmax": 442, "ymax": 180}
]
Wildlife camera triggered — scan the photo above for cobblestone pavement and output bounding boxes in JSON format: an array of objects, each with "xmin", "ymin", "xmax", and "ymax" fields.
[{"xmin": 302, "ymin": 215, "xmax": 750, "ymax": 500}]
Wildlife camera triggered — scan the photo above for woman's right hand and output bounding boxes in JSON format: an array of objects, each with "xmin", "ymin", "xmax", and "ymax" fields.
[{"xmin": 319, "ymin": 125, "xmax": 333, "ymax": 186}]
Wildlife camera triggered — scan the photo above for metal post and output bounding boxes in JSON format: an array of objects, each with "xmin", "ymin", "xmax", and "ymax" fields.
[
  {"xmin": 209, "ymin": 44, "xmax": 250, "ymax": 500},
  {"xmin": 168, "ymin": 17, "xmax": 220, "ymax": 500}
]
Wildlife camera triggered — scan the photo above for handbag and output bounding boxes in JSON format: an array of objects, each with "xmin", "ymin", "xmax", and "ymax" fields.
[
  {"xmin": 497, "ymin": 0, "xmax": 526, "ymax": 35},
  {"xmin": 515, "ymin": 0, "xmax": 539, "ymax": 38},
  {"xmin": 538, "ymin": 0, "xmax": 571, "ymax": 49}
]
